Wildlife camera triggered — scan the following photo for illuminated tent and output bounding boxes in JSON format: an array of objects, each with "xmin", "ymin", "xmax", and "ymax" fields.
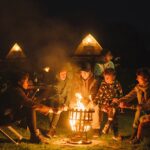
[
  {"xmin": 6, "ymin": 43, "xmax": 26, "ymax": 59},
  {"xmin": 75, "ymin": 34, "xmax": 103, "ymax": 56}
]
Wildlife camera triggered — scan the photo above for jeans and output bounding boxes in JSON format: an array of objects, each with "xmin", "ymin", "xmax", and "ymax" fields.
[
  {"xmin": 48, "ymin": 113, "xmax": 60, "ymax": 129},
  {"xmin": 0, "ymin": 107, "xmax": 37, "ymax": 137},
  {"xmin": 133, "ymin": 109, "xmax": 150, "ymax": 128}
]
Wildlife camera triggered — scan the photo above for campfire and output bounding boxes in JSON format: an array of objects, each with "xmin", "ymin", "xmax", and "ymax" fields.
[{"xmin": 68, "ymin": 93, "xmax": 94, "ymax": 144}]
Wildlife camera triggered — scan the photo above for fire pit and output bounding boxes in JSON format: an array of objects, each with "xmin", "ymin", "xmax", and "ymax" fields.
[{"xmin": 68, "ymin": 93, "xmax": 94, "ymax": 144}]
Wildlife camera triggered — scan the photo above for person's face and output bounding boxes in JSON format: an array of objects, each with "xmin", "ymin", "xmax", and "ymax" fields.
[
  {"xmin": 80, "ymin": 71, "xmax": 90, "ymax": 80},
  {"xmin": 104, "ymin": 74, "xmax": 116, "ymax": 84},
  {"xmin": 22, "ymin": 78, "xmax": 29, "ymax": 90},
  {"xmin": 136, "ymin": 75, "xmax": 148, "ymax": 86},
  {"xmin": 59, "ymin": 71, "xmax": 67, "ymax": 81},
  {"xmin": 105, "ymin": 53, "xmax": 113, "ymax": 62}
]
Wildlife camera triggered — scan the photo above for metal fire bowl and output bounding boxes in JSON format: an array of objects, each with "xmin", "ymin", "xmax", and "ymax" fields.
[
  {"xmin": 67, "ymin": 136, "xmax": 92, "ymax": 144},
  {"xmin": 67, "ymin": 139, "xmax": 92, "ymax": 144}
]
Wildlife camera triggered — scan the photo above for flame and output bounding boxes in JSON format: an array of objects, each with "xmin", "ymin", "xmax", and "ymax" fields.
[
  {"xmin": 43, "ymin": 67, "xmax": 50, "ymax": 73},
  {"xmin": 75, "ymin": 93, "xmax": 85, "ymax": 110},
  {"xmin": 69, "ymin": 93, "xmax": 91, "ymax": 132}
]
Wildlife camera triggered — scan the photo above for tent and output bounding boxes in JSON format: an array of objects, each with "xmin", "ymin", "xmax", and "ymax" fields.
[
  {"xmin": 75, "ymin": 34, "xmax": 103, "ymax": 56},
  {"xmin": 6, "ymin": 43, "xmax": 26, "ymax": 59}
]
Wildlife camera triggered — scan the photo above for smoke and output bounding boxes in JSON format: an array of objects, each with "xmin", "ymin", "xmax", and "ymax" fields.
[{"xmin": 0, "ymin": 0, "xmax": 80, "ymax": 71}]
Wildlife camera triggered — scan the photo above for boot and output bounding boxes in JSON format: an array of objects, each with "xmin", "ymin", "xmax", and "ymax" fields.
[
  {"xmin": 112, "ymin": 135, "xmax": 122, "ymax": 141},
  {"xmin": 102, "ymin": 121, "xmax": 112, "ymax": 134},
  {"xmin": 130, "ymin": 137, "xmax": 141, "ymax": 144},
  {"xmin": 46, "ymin": 128, "xmax": 56, "ymax": 138},
  {"xmin": 129, "ymin": 128, "xmax": 137, "ymax": 141},
  {"xmin": 30, "ymin": 130, "xmax": 50, "ymax": 144}
]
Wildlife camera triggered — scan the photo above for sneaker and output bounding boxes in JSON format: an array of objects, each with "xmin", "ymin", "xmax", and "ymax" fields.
[
  {"xmin": 112, "ymin": 135, "xmax": 122, "ymax": 141},
  {"xmin": 46, "ymin": 128, "xmax": 57, "ymax": 138},
  {"xmin": 30, "ymin": 134, "xmax": 51, "ymax": 144},
  {"xmin": 130, "ymin": 137, "xmax": 141, "ymax": 144},
  {"xmin": 102, "ymin": 122, "xmax": 111, "ymax": 134},
  {"xmin": 129, "ymin": 128, "xmax": 137, "ymax": 141}
]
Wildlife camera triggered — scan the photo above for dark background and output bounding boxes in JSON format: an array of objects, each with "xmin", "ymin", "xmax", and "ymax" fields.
[{"xmin": 0, "ymin": 0, "xmax": 150, "ymax": 69}]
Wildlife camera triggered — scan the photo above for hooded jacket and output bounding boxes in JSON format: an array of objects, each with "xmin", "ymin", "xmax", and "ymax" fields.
[
  {"xmin": 94, "ymin": 61, "xmax": 115, "ymax": 77},
  {"xmin": 49, "ymin": 71, "xmax": 75, "ymax": 107},
  {"xmin": 75, "ymin": 73, "xmax": 99, "ymax": 105}
]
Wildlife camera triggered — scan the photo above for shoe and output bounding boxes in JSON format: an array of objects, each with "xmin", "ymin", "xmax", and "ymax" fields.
[
  {"xmin": 46, "ymin": 128, "xmax": 56, "ymax": 138},
  {"xmin": 130, "ymin": 137, "xmax": 141, "ymax": 144},
  {"xmin": 92, "ymin": 129, "xmax": 100, "ymax": 138},
  {"xmin": 112, "ymin": 135, "xmax": 122, "ymax": 141},
  {"xmin": 30, "ymin": 134, "xmax": 51, "ymax": 144},
  {"xmin": 129, "ymin": 128, "xmax": 137, "ymax": 141},
  {"xmin": 102, "ymin": 122, "xmax": 111, "ymax": 134}
]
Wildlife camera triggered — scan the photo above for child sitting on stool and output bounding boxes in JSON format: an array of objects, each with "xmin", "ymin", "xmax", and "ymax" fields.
[{"xmin": 94, "ymin": 68, "xmax": 123, "ymax": 141}]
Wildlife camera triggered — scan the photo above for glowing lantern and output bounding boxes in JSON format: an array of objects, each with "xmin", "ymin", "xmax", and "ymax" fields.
[
  {"xmin": 43, "ymin": 67, "xmax": 50, "ymax": 73},
  {"xmin": 12, "ymin": 43, "xmax": 21, "ymax": 52},
  {"xmin": 75, "ymin": 33, "xmax": 103, "ymax": 55},
  {"xmin": 6, "ymin": 43, "xmax": 26, "ymax": 59}
]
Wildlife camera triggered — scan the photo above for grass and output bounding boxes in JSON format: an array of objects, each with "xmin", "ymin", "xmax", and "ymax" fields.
[{"xmin": 0, "ymin": 110, "xmax": 150, "ymax": 150}]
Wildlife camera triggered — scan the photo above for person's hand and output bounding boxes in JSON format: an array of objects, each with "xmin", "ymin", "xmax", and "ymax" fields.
[
  {"xmin": 119, "ymin": 102, "xmax": 126, "ymax": 108},
  {"xmin": 34, "ymin": 105, "xmax": 52, "ymax": 115},
  {"xmin": 63, "ymin": 105, "xmax": 68, "ymax": 111},
  {"xmin": 55, "ymin": 110, "xmax": 62, "ymax": 114},
  {"xmin": 112, "ymin": 98, "xmax": 119, "ymax": 103},
  {"xmin": 102, "ymin": 106, "xmax": 109, "ymax": 112},
  {"xmin": 42, "ymin": 106, "xmax": 53, "ymax": 115},
  {"xmin": 136, "ymin": 104, "xmax": 143, "ymax": 110},
  {"xmin": 48, "ymin": 108, "xmax": 53, "ymax": 113},
  {"xmin": 53, "ymin": 108, "xmax": 59, "ymax": 114}
]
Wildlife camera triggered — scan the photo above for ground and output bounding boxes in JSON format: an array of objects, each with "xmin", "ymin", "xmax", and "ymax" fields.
[{"xmin": 0, "ymin": 110, "xmax": 150, "ymax": 150}]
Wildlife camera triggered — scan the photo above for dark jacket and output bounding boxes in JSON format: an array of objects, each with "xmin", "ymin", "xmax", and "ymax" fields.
[
  {"xmin": 119, "ymin": 83, "xmax": 150, "ymax": 110},
  {"xmin": 0, "ymin": 85, "xmax": 38, "ymax": 119},
  {"xmin": 94, "ymin": 80, "xmax": 123, "ymax": 105}
]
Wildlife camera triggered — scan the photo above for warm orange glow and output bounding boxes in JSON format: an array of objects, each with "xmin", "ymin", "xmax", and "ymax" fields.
[
  {"xmin": 69, "ymin": 93, "xmax": 91, "ymax": 132},
  {"xmin": 11, "ymin": 43, "xmax": 22, "ymax": 52},
  {"xmin": 89, "ymin": 95, "xmax": 92, "ymax": 101},
  {"xmin": 75, "ymin": 93, "xmax": 85, "ymax": 110},
  {"xmin": 43, "ymin": 67, "xmax": 50, "ymax": 73},
  {"xmin": 82, "ymin": 34, "xmax": 99, "ymax": 46}
]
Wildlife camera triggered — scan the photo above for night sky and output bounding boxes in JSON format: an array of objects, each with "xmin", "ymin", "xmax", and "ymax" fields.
[{"xmin": 0, "ymin": 0, "xmax": 150, "ymax": 68}]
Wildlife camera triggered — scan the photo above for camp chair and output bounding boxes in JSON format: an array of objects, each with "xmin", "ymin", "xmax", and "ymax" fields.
[{"xmin": 0, "ymin": 126, "xmax": 23, "ymax": 145}]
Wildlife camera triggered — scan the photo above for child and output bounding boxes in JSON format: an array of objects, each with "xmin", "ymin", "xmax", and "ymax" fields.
[
  {"xmin": 94, "ymin": 68, "xmax": 123, "ymax": 141},
  {"xmin": 94, "ymin": 49, "xmax": 115, "ymax": 82}
]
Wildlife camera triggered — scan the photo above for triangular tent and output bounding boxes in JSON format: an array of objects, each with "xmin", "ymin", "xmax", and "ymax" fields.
[
  {"xmin": 6, "ymin": 43, "xmax": 26, "ymax": 59},
  {"xmin": 75, "ymin": 34, "xmax": 103, "ymax": 55}
]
